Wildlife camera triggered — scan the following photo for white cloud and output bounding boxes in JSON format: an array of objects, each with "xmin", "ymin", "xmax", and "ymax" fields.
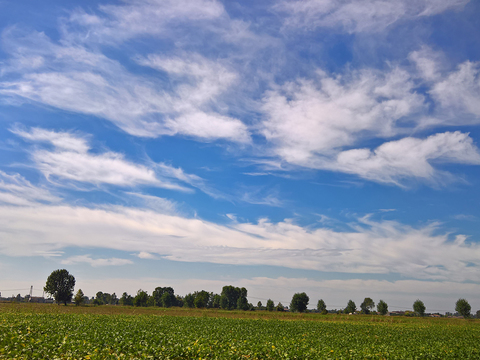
[
  {"xmin": 430, "ymin": 61, "xmax": 480, "ymax": 119},
  {"xmin": 330, "ymin": 131, "xmax": 480, "ymax": 185},
  {"xmin": 66, "ymin": 0, "xmax": 226, "ymax": 44},
  {"xmin": 261, "ymin": 67, "xmax": 425, "ymax": 166},
  {"xmin": 275, "ymin": 0, "xmax": 470, "ymax": 33},
  {"xmin": 0, "ymin": 30, "xmax": 250, "ymax": 143},
  {"xmin": 61, "ymin": 255, "xmax": 133, "ymax": 267},
  {"xmin": 125, "ymin": 192, "xmax": 178, "ymax": 214},
  {"xmin": 0, "ymin": 171, "xmax": 60, "ymax": 206},
  {"xmin": 0, "ymin": 197, "xmax": 479, "ymax": 282},
  {"xmin": 12, "ymin": 127, "xmax": 192, "ymax": 191}
]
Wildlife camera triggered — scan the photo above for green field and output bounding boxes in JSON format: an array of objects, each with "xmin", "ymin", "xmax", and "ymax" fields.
[{"xmin": 0, "ymin": 304, "xmax": 479, "ymax": 359}]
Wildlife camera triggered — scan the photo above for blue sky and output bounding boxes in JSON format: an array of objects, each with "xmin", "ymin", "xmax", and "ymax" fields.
[{"xmin": 1, "ymin": 0, "xmax": 480, "ymax": 313}]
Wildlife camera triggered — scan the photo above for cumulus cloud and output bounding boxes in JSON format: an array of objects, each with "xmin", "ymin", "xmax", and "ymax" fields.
[
  {"xmin": 275, "ymin": 0, "xmax": 470, "ymax": 33},
  {"xmin": 330, "ymin": 131, "xmax": 480, "ymax": 185},
  {"xmin": 261, "ymin": 67, "xmax": 425, "ymax": 165},
  {"xmin": 0, "ymin": 197, "xmax": 479, "ymax": 282},
  {"xmin": 430, "ymin": 61, "xmax": 480, "ymax": 119}
]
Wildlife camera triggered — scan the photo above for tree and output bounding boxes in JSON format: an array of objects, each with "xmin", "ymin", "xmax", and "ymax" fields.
[
  {"xmin": 413, "ymin": 299, "xmax": 426, "ymax": 316},
  {"xmin": 120, "ymin": 292, "xmax": 134, "ymax": 306},
  {"xmin": 476, "ymin": 310, "xmax": 480, "ymax": 319},
  {"xmin": 290, "ymin": 292, "xmax": 309, "ymax": 313},
  {"xmin": 183, "ymin": 293, "xmax": 195, "ymax": 308},
  {"xmin": 266, "ymin": 299, "xmax": 274, "ymax": 312},
  {"xmin": 360, "ymin": 297, "xmax": 375, "ymax": 314},
  {"xmin": 317, "ymin": 299, "xmax": 326, "ymax": 312},
  {"xmin": 220, "ymin": 285, "xmax": 248, "ymax": 310},
  {"xmin": 377, "ymin": 300, "xmax": 388, "ymax": 315},
  {"xmin": 257, "ymin": 301, "xmax": 263, "ymax": 310},
  {"xmin": 74, "ymin": 289, "xmax": 85, "ymax": 306},
  {"xmin": 345, "ymin": 300, "xmax": 356, "ymax": 314},
  {"xmin": 276, "ymin": 302, "xmax": 284, "ymax": 311},
  {"xmin": 237, "ymin": 295, "xmax": 249, "ymax": 310},
  {"xmin": 152, "ymin": 287, "xmax": 175, "ymax": 307},
  {"xmin": 133, "ymin": 290, "xmax": 149, "ymax": 307},
  {"xmin": 194, "ymin": 290, "xmax": 210, "ymax": 308},
  {"xmin": 44, "ymin": 269, "xmax": 75, "ymax": 305},
  {"xmin": 210, "ymin": 294, "xmax": 221, "ymax": 309},
  {"xmin": 455, "ymin": 298, "xmax": 471, "ymax": 318}
]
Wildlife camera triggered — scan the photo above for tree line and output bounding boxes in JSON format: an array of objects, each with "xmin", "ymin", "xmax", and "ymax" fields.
[{"xmin": 45, "ymin": 269, "xmax": 479, "ymax": 318}]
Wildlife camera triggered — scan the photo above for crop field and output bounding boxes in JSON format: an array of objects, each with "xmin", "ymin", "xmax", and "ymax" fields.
[{"xmin": 0, "ymin": 304, "xmax": 479, "ymax": 359}]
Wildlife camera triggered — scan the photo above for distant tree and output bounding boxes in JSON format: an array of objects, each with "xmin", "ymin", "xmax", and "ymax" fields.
[
  {"xmin": 110, "ymin": 293, "xmax": 118, "ymax": 305},
  {"xmin": 94, "ymin": 291, "xmax": 105, "ymax": 305},
  {"xmin": 377, "ymin": 300, "xmax": 388, "ymax": 315},
  {"xmin": 175, "ymin": 295, "xmax": 184, "ymax": 308},
  {"xmin": 276, "ymin": 302, "xmax": 284, "ymax": 312},
  {"xmin": 15, "ymin": 294, "xmax": 22, "ymax": 302},
  {"xmin": 133, "ymin": 290, "xmax": 149, "ymax": 307},
  {"xmin": 74, "ymin": 289, "xmax": 85, "ymax": 306},
  {"xmin": 119, "ymin": 292, "xmax": 134, "ymax": 306},
  {"xmin": 345, "ymin": 300, "xmax": 356, "ymax": 314},
  {"xmin": 237, "ymin": 295, "xmax": 249, "ymax": 311},
  {"xmin": 44, "ymin": 269, "xmax": 75, "ymax": 306},
  {"xmin": 476, "ymin": 310, "xmax": 480, "ymax": 319},
  {"xmin": 257, "ymin": 301, "xmax": 263, "ymax": 310},
  {"xmin": 210, "ymin": 294, "xmax": 221, "ymax": 309},
  {"xmin": 194, "ymin": 290, "xmax": 210, "ymax": 308},
  {"xmin": 413, "ymin": 299, "xmax": 426, "ymax": 316},
  {"xmin": 360, "ymin": 297, "xmax": 375, "ymax": 314},
  {"xmin": 161, "ymin": 292, "xmax": 176, "ymax": 308},
  {"xmin": 266, "ymin": 299, "xmax": 274, "ymax": 312},
  {"xmin": 455, "ymin": 299, "xmax": 471, "ymax": 318},
  {"xmin": 317, "ymin": 299, "xmax": 326, "ymax": 312},
  {"xmin": 183, "ymin": 293, "xmax": 195, "ymax": 308},
  {"xmin": 290, "ymin": 292, "xmax": 309, "ymax": 313},
  {"xmin": 152, "ymin": 287, "xmax": 175, "ymax": 307},
  {"xmin": 220, "ymin": 285, "xmax": 248, "ymax": 310}
]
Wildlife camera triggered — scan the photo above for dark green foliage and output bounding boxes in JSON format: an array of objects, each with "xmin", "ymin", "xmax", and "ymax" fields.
[
  {"xmin": 193, "ymin": 291, "xmax": 210, "ymax": 308},
  {"xmin": 290, "ymin": 292, "xmax": 309, "ymax": 313},
  {"xmin": 257, "ymin": 301, "xmax": 263, "ymax": 310},
  {"xmin": 133, "ymin": 290, "xmax": 149, "ymax": 307},
  {"xmin": 44, "ymin": 269, "xmax": 76, "ymax": 306},
  {"xmin": 345, "ymin": 300, "xmax": 356, "ymax": 314},
  {"xmin": 220, "ymin": 285, "xmax": 248, "ymax": 310},
  {"xmin": 266, "ymin": 299, "xmax": 274, "ymax": 312},
  {"xmin": 455, "ymin": 299, "xmax": 471, "ymax": 318},
  {"xmin": 73, "ymin": 289, "xmax": 84, "ymax": 306},
  {"xmin": 413, "ymin": 299, "xmax": 426, "ymax": 316},
  {"xmin": 377, "ymin": 300, "xmax": 388, "ymax": 315},
  {"xmin": 317, "ymin": 299, "xmax": 326, "ymax": 312},
  {"xmin": 183, "ymin": 293, "xmax": 195, "ymax": 308},
  {"xmin": 276, "ymin": 302, "xmax": 284, "ymax": 312},
  {"xmin": 152, "ymin": 287, "xmax": 175, "ymax": 307},
  {"xmin": 360, "ymin": 297, "xmax": 375, "ymax": 314},
  {"xmin": 119, "ymin": 292, "xmax": 134, "ymax": 306}
]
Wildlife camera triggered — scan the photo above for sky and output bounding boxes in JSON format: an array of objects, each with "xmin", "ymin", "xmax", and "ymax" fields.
[{"xmin": 0, "ymin": 0, "xmax": 479, "ymax": 314}]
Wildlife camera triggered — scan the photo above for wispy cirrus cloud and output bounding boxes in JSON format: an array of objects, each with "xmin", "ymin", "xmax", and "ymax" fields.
[
  {"xmin": 0, "ymin": 170, "xmax": 60, "ymax": 206},
  {"xmin": 61, "ymin": 254, "xmax": 133, "ymax": 267},
  {"xmin": 0, "ymin": 28, "xmax": 251, "ymax": 143},
  {"xmin": 11, "ymin": 127, "xmax": 197, "ymax": 191},
  {"xmin": 64, "ymin": 0, "xmax": 226, "ymax": 44},
  {"xmin": 274, "ymin": 0, "xmax": 470, "ymax": 33}
]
